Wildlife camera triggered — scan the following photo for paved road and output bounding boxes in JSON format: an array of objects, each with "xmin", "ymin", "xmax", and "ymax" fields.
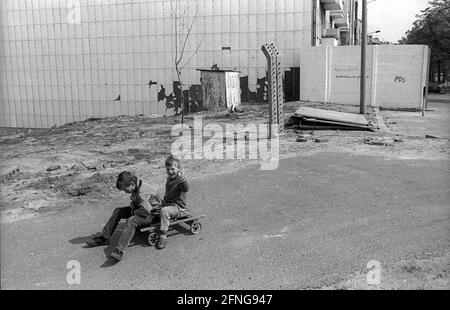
[{"xmin": 1, "ymin": 153, "xmax": 449, "ymax": 289}]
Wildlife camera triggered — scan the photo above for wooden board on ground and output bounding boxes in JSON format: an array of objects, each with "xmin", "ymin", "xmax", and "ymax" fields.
[
  {"xmin": 140, "ymin": 215, "xmax": 205, "ymax": 233},
  {"xmin": 294, "ymin": 107, "xmax": 369, "ymax": 127},
  {"xmin": 302, "ymin": 118, "xmax": 376, "ymax": 131}
]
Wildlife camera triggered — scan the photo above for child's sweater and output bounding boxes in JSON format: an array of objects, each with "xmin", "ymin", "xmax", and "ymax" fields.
[
  {"xmin": 130, "ymin": 179, "xmax": 159, "ymax": 217},
  {"xmin": 163, "ymin": 175, "xmax": 189, "ymax": 211}
]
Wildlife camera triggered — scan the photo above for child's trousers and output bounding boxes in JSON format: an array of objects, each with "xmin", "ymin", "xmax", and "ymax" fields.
[
  {"xmin": 101, "ymin": 206, "xmax": 153, "ymax": 252},
  {"xmin": 160, "ymin": 204, "xmax": 187, "ymax": 233}
]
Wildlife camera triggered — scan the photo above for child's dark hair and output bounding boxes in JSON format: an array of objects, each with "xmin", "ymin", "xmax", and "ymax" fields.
[
  {"xmin": 165, "ymin": 154, "xmax": 180, "ymax": 167},
  {"xmin": 116, "ymin": 171, "xmax": 138, "ymax": 190}
]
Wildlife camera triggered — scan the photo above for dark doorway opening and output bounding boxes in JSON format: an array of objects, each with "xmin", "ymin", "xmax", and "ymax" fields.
[{"xmin": 284, "ymin": 67, "xmax": 300, "ymax": 102}]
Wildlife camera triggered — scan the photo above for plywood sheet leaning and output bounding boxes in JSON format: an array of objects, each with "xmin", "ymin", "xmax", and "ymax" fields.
[{"xmin": 293, "ymin": 107, "xmax": 377, "ymax": 131}]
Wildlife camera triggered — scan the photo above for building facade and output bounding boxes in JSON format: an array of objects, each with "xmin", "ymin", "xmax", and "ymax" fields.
[{"xmin": 0, "ymin": 0, "xmax": 356, "ymax": 128}]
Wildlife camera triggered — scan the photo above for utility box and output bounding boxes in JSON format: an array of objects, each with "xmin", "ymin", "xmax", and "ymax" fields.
[{"xmin": 197, "ymin": 69, "xmax": 241, "ymax": 112}]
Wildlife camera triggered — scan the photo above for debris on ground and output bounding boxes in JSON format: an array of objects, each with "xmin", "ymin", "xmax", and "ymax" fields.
[
  {"xmin": 313, "ymin": 138, "xmax": 330, "ymax": 143},
  {"xmin": 425, "ymin": 134, "xmax": 440, "ymax": 139},
  {"xmin": 296, "ymin": 133, "xmax": 314, "ymax": 143},
  {"xmin": 46, "ymin": 165, "xmax": 61, "ymax": 172},
  {"xmin": 364, "ymin": 137, "xmax": 396, "ymax": 146},
  {"xmin": 80, "ymin": 161, "xmax": 106, "ymax": 171},
  {"xmin": 1, "ymin": 166, "xmax": 20, "ymax": 181},
  {"xmin": 231, "ymin": 106, "xmax": 245, "ymax": 113}
]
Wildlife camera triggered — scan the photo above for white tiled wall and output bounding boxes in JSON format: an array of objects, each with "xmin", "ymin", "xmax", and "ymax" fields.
[{"xmin": 0, "ymin": 0, "xmax": 313, "ymax": 128}]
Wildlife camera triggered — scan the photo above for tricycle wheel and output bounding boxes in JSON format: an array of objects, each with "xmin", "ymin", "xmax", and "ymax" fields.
[
  {"xmin": 190, "ymin": 222, "xmax": 202, "ymax": 235},
  {"xmin": 147, "ymin": 232, "xmax": 158, "ymax": 246}
]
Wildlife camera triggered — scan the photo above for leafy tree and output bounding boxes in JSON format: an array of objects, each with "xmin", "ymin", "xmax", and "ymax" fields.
[{"xmin": 399, "ymin": 0, "xmax": 450, "ymax": 83}]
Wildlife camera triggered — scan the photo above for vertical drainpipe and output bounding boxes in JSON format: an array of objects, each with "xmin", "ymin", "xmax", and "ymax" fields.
[
  {"xmin": 326, "ymin": 46, "xmax": 332, "ymax": 103},
  {"xmin": 355, "ymin": 1, "xmax": 359, "ymax": 45},
  {"xmin": 360, "ymin": 0, "xmax": 367, "ymax": 114},
  {"xmin": 350, "ymin": 0, "xmax": 354, "ymax": 45},
  {"xmin": 312, "ymin": 0, "xmax": 317, "ymax": 46},
  {"xmin": 371, "ymin": 45, "xmax": 378, "ymax": 107},
  {"xmin": 423, "ymin": 46, "xmax": 431, "ymax": 116}
]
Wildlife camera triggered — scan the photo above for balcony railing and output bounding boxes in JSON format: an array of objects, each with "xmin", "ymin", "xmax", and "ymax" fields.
[
  {"xmin": 335, "ymin": 14, "xmax": 349, "ymax": 27},
  {"xmin": 329, "ymin": 10, "xmax": 344, "ymax": 18},
  {"xmin": 320, "ymin": 0, "xmax": 343, "ymax": 11},
  {"xmin": 323, "ymin": 28, "xmax": 340, "ymax": 40}
]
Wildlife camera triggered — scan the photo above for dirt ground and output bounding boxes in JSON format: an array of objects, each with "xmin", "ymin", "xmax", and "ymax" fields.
[
  {"xmin": 1, "ymin": 101, "xmax": 446, "ymax": 221},
  {"xmin": 1, "ymin": 99, "xmax": 448, "ymax": 290}
]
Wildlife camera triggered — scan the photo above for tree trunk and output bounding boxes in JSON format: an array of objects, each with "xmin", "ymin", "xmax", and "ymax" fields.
[{"xmin": 176, "ymin": 68, "xmax": 184, "ymax": 124}]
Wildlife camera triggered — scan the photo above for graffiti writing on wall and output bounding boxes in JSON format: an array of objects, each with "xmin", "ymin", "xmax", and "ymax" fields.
[
  {"xmin": 334, "ymin": 66, "xmax": 370, "ymax": 79},
  {"xmin": 335, "ymin": 67, "xmax": 359, "ymax": 73},
  {"xmin": 394, "ymin": 76, "xmax": 406, "ymax": 83},
  {"xmin": 336, "ymin": 74, "xmax": 361, "ymax": 79}
]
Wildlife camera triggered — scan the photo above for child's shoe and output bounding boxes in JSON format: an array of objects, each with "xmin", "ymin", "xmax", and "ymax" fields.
[
  {"xmin": 86, "ymin": 236, "xmax": 109, "ymax": 247},
  {"xmin": 109, "ymin": 248, "xmax": 123, "ymax": 261},
  {"xmin": 157, "ymin": 235, "xmax": 168, "ymax": 250}
]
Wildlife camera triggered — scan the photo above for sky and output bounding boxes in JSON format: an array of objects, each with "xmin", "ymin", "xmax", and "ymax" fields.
[{"xmin": 365, "ymin": 0, "xmax": 431, "ymax": 43}]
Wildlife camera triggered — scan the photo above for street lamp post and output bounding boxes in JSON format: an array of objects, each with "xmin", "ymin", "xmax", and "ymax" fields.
[{"xmin": 360, "ymin": 0, "xmax": 367, "ymax": 115}]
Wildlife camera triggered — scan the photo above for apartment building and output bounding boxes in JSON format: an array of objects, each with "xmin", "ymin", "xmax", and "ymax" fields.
[{"xmin": 0, "ymin": 0, "xmax": 356, "ymax": 128}]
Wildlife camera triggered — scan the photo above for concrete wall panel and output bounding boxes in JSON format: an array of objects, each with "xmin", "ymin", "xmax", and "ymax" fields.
[{"xmin": 300, "ymin": 45, "xmax": 428, "ymax": 109}]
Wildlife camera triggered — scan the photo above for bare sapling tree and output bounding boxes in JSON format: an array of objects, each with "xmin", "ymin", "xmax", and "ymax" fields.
[{"xmin": 171, "ymin": 0, "xmax": 204, "ymax": 124}]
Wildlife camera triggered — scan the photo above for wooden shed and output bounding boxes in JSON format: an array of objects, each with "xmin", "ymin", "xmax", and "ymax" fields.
[{"xmin": 197, "ymin": 69, "xmax": 241, "ymax": 112}]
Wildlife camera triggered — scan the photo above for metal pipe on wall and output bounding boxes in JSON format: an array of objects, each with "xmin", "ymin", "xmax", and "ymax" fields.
[
  {"xmin": 360, "ymin": 0, "xmax": 367, "ymax": 114},
  {"xmin": 312, "ymin": 0, "xmax": 317, "ymax": 46},
  {"xmin": 355, "ymin": 0, "xmax": 358, "ymax": 45}
]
